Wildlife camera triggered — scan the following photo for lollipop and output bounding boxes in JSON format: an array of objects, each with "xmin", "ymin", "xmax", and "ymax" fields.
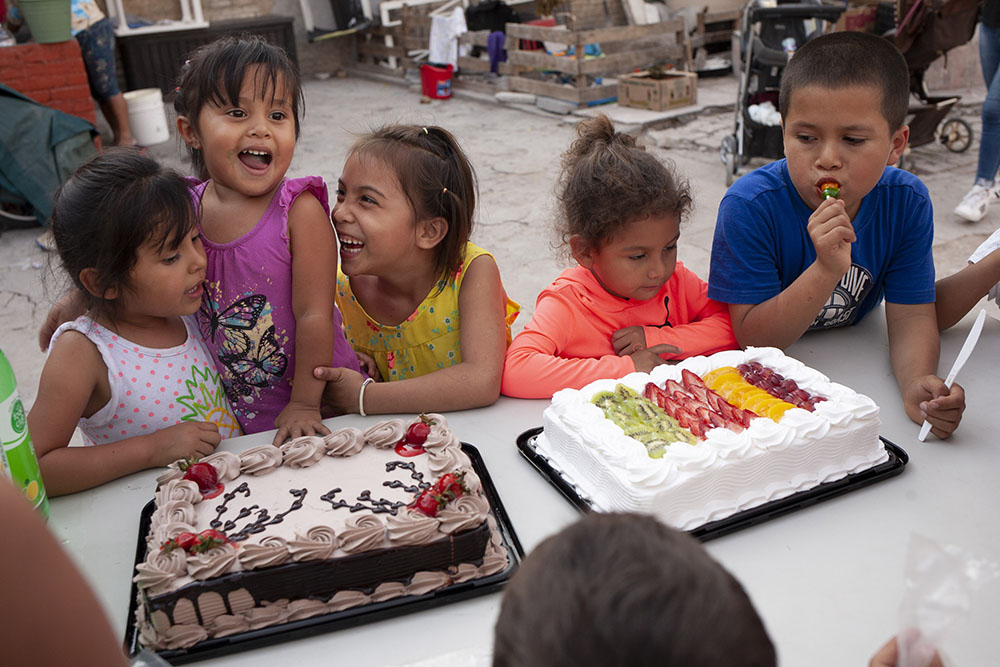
[{"xmin": 820, "ymin": 181, "xmax": 840, "ymax": 199}]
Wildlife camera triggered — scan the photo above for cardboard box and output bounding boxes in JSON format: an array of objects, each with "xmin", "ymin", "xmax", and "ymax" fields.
[
  {"xmin": 617, "ymin": 71, "xmax": 698, "ymax": 112},
  {"xmin": 834, "ymin": 5, "xmax": 878, "ymax": 32}
]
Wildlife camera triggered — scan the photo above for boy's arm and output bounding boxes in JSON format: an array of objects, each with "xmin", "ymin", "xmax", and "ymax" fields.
[
  {"xmin": 935, "ymin": 246, "xmax": 1000, "ymax": 331},
  {"xmin": 277, "ymin": 192, "xmax": 338, "ymax": 445},
  {"xmin": 885, "ymin": 301, "xmax": 965, "ymax": 438},
  {"xmin": 729, "ymin": 198, "xmax": 855, "ymax": 349}
]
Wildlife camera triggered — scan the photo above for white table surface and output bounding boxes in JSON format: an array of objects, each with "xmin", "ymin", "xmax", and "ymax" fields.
[{"xmin": 48, "ymin": 306, "xmax": 1000, "ymax": 667}]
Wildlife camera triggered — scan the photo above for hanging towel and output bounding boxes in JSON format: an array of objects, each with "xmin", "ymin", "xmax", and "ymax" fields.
[{"xmin": 429, "ymin": 7, "xmax": 468, "ymax": 71}]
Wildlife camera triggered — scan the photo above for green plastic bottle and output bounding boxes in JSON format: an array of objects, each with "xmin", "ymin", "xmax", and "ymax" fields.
[{"xmin": 0, "ymin": 350, "xmax": 49, "ymax": 519}]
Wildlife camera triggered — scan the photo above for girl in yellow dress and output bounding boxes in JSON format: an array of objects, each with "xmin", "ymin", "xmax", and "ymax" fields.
[{"xmin": 316, "ymin": 125, "xmax": 519, "ymax": 415}]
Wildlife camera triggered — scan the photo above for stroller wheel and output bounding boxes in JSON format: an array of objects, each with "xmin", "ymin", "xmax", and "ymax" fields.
[{"xmin": 940, "ymin": 118, "xmax": 973, "ymax": 153}]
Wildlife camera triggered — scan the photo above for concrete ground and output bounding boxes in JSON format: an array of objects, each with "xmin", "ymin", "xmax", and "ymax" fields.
[{"xmin": 2, "ymin": 70, "xmax": 997, "ymax": 422}]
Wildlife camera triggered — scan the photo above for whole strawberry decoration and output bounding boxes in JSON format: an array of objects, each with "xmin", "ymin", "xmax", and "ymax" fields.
[
  {"xmin": 394, "ymin": 414, "xmax": 436, "ymax": 457},
  {"xmin": 413, "ymin": 490, "xmax": 444, "ymax": 517},
  {"xmin": 160, "ymin": 531, "xmax": 198, "ymax": 554},
  {"xmin": 412, "ymin": 470, "xmax": 468, "ymax": 516},
  {"xmin": 180, "ymin": 459, "xmax": 224, "ymax": 499},
  {"xmin": 190, "ymin": 529, "xmax": 230, "ymax": 554}
]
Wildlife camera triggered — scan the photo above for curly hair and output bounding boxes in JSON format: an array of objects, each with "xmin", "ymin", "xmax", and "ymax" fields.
[{"xmin": 557, "ymin": 114, "xmax": 692, "ymax": 255}]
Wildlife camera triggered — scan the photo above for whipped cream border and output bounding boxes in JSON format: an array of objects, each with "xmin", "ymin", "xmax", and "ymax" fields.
[{"xmin": 537, "ymin": 347, "xmax": 886, "ymax": 529}]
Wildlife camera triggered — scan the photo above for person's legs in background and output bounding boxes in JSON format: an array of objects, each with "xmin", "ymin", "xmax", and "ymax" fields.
[
  {"xmin": 75, "ymin": 18, "xmax": 136, "ymax": 147},
  {"xmin": 956, "ymin": 21, "xmax": 1000, "ymax": 221}
]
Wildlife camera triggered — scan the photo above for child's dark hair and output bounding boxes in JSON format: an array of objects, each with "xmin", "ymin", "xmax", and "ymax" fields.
[
  {"xmin": 558, "ymin": 115, "xmax": 692, "ymax": 255},
  {"xmin": 173, "ymin": 34, "xmax": 303, "ymax": 177},
  {"xmin": 51, "ymin": 148, "xmax": 197, "ymax": 319},
  {"xmin": 493, "ymin": 513, "xmax": 776, "ymax": 667},
  {"xmin": 779, "ymin": 31, "xmax": 909, "ymax": 131},
  {"xmin": 350, "ymin": 124, "xmax": 476, "ymax": 279}
]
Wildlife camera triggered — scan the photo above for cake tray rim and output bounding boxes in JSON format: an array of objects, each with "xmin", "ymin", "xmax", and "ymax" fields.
[
  {"xmin": 516, "ymin": 426, "xmax": 908, "ymax": 542},
  {"xmin": 124, "ymin": 443, "xmax": 524, "ymax": 664}
]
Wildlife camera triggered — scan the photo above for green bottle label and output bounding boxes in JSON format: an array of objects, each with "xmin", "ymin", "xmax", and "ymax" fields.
[{"xmin": 0, "ymin": 392, "xmax": 49, "ymax": 519}]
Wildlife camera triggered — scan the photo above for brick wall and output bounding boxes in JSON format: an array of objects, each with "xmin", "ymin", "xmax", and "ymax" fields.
[{"xmin": 0, "ymin": 40, "xmax": 98, "ymax": 126}]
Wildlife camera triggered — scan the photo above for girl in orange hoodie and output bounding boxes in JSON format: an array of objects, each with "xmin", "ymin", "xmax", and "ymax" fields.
[{"xmin": 501, "ymin": 115, "xmax": 737, "ymax": 399}]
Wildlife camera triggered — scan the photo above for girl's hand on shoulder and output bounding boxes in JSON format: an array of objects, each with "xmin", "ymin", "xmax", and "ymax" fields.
[
  {"xmin": 355, "ymin": 351, "xmax": 382, "ymax": 381},
  {"xmin": 150, "ymin": 422, "xmax": 221, "ymax": 466},
  {"xmin": 629, "ymin": 343, "xmax": 681, "ymax": 373},
  {"xmin": 273, "ymin": 401, "xmax": 331, "ymax": 446},
  {"xmin": 38, "ymin": 289, "xmax": 88, "ymax": 352},
  {"xmin": 314, "ymin": 366, "xmax": 367, "ymax": 417}
]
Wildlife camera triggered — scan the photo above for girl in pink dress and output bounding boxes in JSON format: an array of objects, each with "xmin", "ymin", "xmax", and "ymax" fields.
[{"xmin": 174, "ymin": 36, "xmax": 361, "ymax": 443}]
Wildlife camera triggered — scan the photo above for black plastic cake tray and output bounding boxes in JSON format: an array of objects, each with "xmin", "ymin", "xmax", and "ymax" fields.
[
  {"xmin": 124, "ymin": 443, "xmax": 523, "ymax": 664},
  {"xmin": 517, "ymin": 426, "xmax": 907, "ymax": 542}
]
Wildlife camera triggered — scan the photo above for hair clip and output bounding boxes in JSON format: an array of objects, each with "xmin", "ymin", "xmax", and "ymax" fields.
[{"xmin": 423, "ymin": 127, "xmax": 429, "ymax": 134}]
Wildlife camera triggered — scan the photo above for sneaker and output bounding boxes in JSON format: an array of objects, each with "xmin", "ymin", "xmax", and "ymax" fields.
[
  {"xmin": 35, "ymin": 229, "xmax": 56, "ymax": 252},
  {"xmin": 954, "ymin": 184, "xmax": 991, "ymax": 222}
]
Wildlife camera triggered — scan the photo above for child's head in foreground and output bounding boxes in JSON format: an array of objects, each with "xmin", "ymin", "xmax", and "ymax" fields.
[
  {"xmin": 493, "ymin": 513, "xmax": 776, "ymax": 667},
  {"xmin": 559, "ymin": 115, "xmax": 692, "ymax": 301},
  {"xmin": 333, "ymin": 124, "xmax": 477, "ymax": 279},
  {"xmin": 778, "ymin": 31, "xmax": 910, "ymax": 214},
  {"xmin": 173, "ymin": 34, "xmax": 303, "ymax": 180},
  {"xmin": 51, "ymin": 148, "xmax": 200, "ymax": 321}
]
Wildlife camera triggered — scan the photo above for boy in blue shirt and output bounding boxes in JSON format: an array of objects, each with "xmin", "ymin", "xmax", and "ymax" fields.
[{"xmin": 708, "ymin": 31, "xmax": 964, "ymax": 439}]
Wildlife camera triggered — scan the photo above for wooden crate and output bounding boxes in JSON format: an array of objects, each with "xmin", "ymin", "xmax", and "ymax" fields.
[
  {"xmin": 690, "ymin": 8, "xmax": 739, "ymax": 71},
  {"xmin": 505, "ymin": 18, "xmax": 692, "ymax": 107}
]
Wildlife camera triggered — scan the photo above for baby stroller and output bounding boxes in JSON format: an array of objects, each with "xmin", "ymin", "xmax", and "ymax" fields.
[
  {"xmin": 890, "ymin": 0, "xmax": 981, "ymax": 169},
  {"xmin": 720, "ymin": 0, "xmax": 845, "ymax": 184}
]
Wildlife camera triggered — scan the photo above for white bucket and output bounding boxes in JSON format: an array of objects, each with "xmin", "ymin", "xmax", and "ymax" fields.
[{"xmin": 123, "ymin": 88, "xmax": 170, "ymax": 146}]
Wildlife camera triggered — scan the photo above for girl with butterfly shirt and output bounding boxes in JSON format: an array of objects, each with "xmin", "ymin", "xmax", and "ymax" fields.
[
  {"xmin": 313, "ymin": 125, "xmax": 520, "ymax": 415},
  {"xmin": 29, "ymin": 149, "xmax": 240, "ymax": 496},
  {"xmin": 173, "ymin": 36, "xmax": 362, "ymax": 444}
]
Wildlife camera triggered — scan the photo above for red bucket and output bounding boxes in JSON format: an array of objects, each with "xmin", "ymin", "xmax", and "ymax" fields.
[{"xmin": 420, "ymin": 63, "xmax": 453, "ymax": 99}]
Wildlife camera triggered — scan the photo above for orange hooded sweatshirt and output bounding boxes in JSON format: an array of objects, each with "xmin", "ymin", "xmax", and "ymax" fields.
[{"xmin": 501, "ymin": 262, "xmax": 737, "ymax": 399}]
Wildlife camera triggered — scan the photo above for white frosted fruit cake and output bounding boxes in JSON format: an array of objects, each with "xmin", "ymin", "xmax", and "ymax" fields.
[
  {"xmin": 133, "ymin": 414, "xmax": 509, "ymax": 651},
  {"xmin": 535, "ymin": 347, "xmax": 886, "ymax": 531}
]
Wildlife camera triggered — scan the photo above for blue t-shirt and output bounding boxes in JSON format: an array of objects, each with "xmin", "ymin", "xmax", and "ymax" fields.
[{"xmin": 708, "ymin": 159, "xmax": 935, "ymax": 329}]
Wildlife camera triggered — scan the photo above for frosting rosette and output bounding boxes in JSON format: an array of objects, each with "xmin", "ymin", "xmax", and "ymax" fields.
[
  {"xmin": 200, "ymin": 451, "xmax": 243, "ymax": 482},
  {"xmin": 239, "ymin": 445, "xmax": 282, "ymax": 475},
  {"xmin": 322, "ymin": 427, "xmax": 365, "ymax": 456},
  {"xmin": 339, "ymin": 514, "xmax": 386, "ymax": 553},
  {"xmin": 134, "ymin": 548, "xmax": 188, "ymax": 596},
  {"xmin": 288, "ymin": 526, "xmax": 338, "ymax": 562},
  {"xmin": 281, "ymin": 436, "xmax": 327, "ymax": 468},
  {"xmin": 155, "ymin": 479, "xmax": 201, "ymax": 505},
  {"xmin": 188, "ymin": 543, "xmax": 240, "ymax": 580},
  {"xmin": 386, "ymin": 508, "xmax": 442, "ymax": 545},
  {"xmin": 152, "ymin": 499, "xmax": 197, "ymax": 527},
  {"xmin": 363, "ymin": 419, "xmax": 406, "ymax": 448},
  {"xmin": 438, "ymin": 495, "xmax": 489, "ymax": 534},
  {"xmin": 239, "ymin": 536, "xmax": 292, "ymax": 569}
]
